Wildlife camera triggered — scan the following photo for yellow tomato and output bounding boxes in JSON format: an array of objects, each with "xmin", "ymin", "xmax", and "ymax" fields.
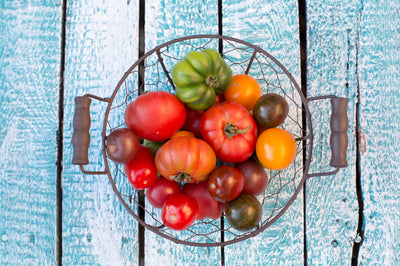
[
  {"xmin": 255, "ymin": 128, "xmax": 297, "ymax": 170},
  {"xmin": 224, "ymin": 74, "xmax": 262, "ymax": 111}
]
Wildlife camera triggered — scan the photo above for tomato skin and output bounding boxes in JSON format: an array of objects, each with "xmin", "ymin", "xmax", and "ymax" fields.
[
  {"xmin": 155, "ymin": 136, "xmax": 216, "ymax": 183},
  {"xmin": 235, "ymin": 159, "xmax": 269, "ymax": 196},
  {"xmin": 172, "ymin": 49, "xmax": 232, "ymax": 110},
  {"xmin": 171, "ymin": 130, "xmax": 196, "ymax": 139},
  {"xmin": 256, "ymin": 128, "xmax": 297, "ymax": 170},
  {"xmin": 253, "ymin": 93, "xmax": 289, "ymax": 129},
  {"xmin": 200, "ymin": 101, "xmax": 257, "ymax": 163},
  {"xmin": 146, "ymin": 176, "xmax": 181, "ymax": 209},
  {"xmin": 182, "ymin": 181, "xmax": 223, "ymax": 220},
  {"xmin": 225, "ymin": 194, "xmax": 262, "ymax": 231},
  {"xmin": 208, "ymin": 165, "xmax": 245, "ymax": 203},
  {"xmin": 124, "ymin": 91, "xmax": 186, "ymax": 142},
  {"xmin": 224, "ymin": 74, "xmax": 262, "ymax": 111},
  {"xmin": 182, "ymin": 106, "xmax": 204, "ymax": 138},
  {"xmin": 106, "ymin": 128, "xmax": 140, "ymax": 164},
  {"xmin": 162, "ymin": 194, "xmax": 199, "ymax": 231},
  {"xmin": 124, "ymin": 145, "xmax": 158, "ymax": 190}
]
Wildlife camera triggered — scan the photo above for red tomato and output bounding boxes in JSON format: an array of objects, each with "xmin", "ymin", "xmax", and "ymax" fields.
[
  {"xmin": 182, "ymin": 181, "xmax": 223, "ymax": 220},
  {"xmin": 162, "ymin": 194, "xmax": 199, "ymax": 231},
  {"xmin": 200, "ymin": 101, "xmax": 257, "ymax": 163},
  {"xmin": 124, "ymin": 91, "xmax": 186, "ymax": 142},
  {"xmin": 235, "ymin": 159, "xmax": 269, "ymax": 196},
  {"xmin": 124, "ymin": 145, "xmax": 158, "ymax": 190},
  {"xmin": 182, "ymin": 106, "xmax": 204, "ymax": 138},
  {"xmin": 208, "ymin": 165, "xmax": 245, "ymax": 203},
  {"xmin": 146, "ymin": 176, "xmax": 181, "ymax": 209}
]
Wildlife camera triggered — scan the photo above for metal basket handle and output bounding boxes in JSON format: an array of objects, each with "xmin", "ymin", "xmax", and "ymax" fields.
[
  {"xmin": 306, "ymin": 95, "xmax": 348, "ymax": 178},
  {"xmin": 71, "ymin": 94, "xmax": 110, "ymax": 175}
]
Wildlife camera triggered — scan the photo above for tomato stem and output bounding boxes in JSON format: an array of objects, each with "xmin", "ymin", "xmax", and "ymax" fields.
[
  {"xmin": 174, "ymin": 172, "xmax": 192, "ymax": 183},
  {"xmin": 206, "ymin": 75, "xmax": 218, "ymax": 88},
  {"xmin": 224, "ymin": 122, "xmax": 251, "ymax": 139}
]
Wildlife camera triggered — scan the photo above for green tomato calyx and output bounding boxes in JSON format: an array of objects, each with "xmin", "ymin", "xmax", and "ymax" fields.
[{"xmin": 206, "ymin": 75, "xmax": 219, "ymax": 89}]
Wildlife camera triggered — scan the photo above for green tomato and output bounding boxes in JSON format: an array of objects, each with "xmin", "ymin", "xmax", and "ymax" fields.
[
  {"xmin": 225, "ymin": 194, "xmax": 262, "ymax": 231},
  {"xmin": 171, "ymin": 49, "xmax": 232, "ymax": 110}
]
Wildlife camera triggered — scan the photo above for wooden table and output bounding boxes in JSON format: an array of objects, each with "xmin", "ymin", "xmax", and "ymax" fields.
[{"xmin": 1, "ymin": 0, "xmax": 399, "ymax": 265}]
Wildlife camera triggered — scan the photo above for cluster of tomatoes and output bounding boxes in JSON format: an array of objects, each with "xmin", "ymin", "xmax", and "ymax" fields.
[{"xmin": 106, "ymin": 49, "xmax": 297, "ymax": 232}]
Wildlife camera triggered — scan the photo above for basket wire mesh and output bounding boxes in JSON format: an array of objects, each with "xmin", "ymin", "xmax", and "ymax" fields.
[{"xmin": 101, "ymin": 35, "xmax": 313, "ymax": 247}]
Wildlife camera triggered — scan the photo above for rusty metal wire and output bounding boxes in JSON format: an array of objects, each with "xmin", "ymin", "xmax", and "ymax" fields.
[{"xmin": 101, "ymin": 35, "xmax": 313, "ymax": 247}]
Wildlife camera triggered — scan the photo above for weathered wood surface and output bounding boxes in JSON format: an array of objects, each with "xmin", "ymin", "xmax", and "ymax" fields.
[
  {"xmin": 1, "ymin": 0, "xmax": 400, "ymax": 265},
  {"xmin": 0, "ymin": 1, "xmax": 60, "ymax": 264}
]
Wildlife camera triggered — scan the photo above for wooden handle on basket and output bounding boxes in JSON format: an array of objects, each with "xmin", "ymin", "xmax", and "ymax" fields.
[
  {"xmin": 329, "ymin": 97, "xmax": 348, "ymax": 168},
  {"xmin": 71, "ymin": 96, "xmax": 91, "ymax": 165}
]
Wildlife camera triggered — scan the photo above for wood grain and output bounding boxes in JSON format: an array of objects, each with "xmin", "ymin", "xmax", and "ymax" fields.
[
  {"xmin": 358, "ymin": 0, "xmax": 400, "ymax": 264},
  {"xmin": 0, "ymin": 1, "xmax": 60, "ymax": 264},
  {"xmin": 222, "ymin": 0, "xmax": 304, "ymax": 265},
  {"xmin": 144, "ymin": 1, "xmax": 222, "ymax": 265},
  {"xmin": 62, "ymin": 1, "xmax": 140, "ymax": 264},
  {"xmin": 305, "ymin": 0, "xmax": 360, "ymax": 264}
]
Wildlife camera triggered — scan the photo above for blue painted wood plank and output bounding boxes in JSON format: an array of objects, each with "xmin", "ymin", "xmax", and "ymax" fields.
[
  {"xmin": 358, "ymin": 0, "xmax": 400, "ymax": 264},
  {"xmin": 144, "ymin": 1, "xmax": 223, "ymax": 265},
  {"xmin": 0, "ymin": 1, "xmax": 60, "ymax": 264},
  {"xmin": 62, "ymin": 1, "xmax": 140, "ymax": 264},
  {"xmin": 305, "ymin": 0, "xmax": 360, "ymax": 264},
  {"xmin": 222, "ymin": 0, "xmax": 304, "ymax": 265}
]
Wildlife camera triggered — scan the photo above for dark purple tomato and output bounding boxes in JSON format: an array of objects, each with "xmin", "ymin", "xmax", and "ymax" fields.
[
  {"xmin": 225, "ymin": 194, "xmax": 262, "ymax": 231},
  {"xmin": 182, "ymin": 181, "xmax": 223, "ymax": 220},
  {"xmin": 146, "ymin": 176, "xmax": 181, "ymax": 209},
  {"xmin": 106, "ymin": 128, "xmax": 140, "ymax": 164},
  {"xmin": 253, "ymin": 93, "xmax": 289, "ymax": 129},
  {"xmin": 235, "ymin": 159, "xmax": 269, "ymax": 196},
  {"xmin": 208, "ymin": 165, "xmax": 245, "ymax": 203}
]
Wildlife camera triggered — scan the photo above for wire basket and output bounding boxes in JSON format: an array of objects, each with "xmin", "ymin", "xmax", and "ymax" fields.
[{"xmin": 72, "ymin": 35, "xmax": 349, "ymax": 247}]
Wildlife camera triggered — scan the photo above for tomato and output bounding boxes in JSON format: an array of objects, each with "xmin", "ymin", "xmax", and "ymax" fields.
[
  {"xmin": 172, "ymin": 49, "xmax": 232, "ymax": 110},
  {"xmin": 200, "ymin": 101, "xmax": 257, "ymax": 163},
  {"xmin": 256, "ymin": 128, "xmax": 297, "ymax": 170},
  {"xmin": 171, "ymin": 130, "xmax": 195, "ymax": 139},
  {"xmin": 253, "ymin": 93, "xmax": 289, "ymax": 129},
  {"xmin": 124, "ymin": 145, "xmax": 158, "ymax": 190},
  {"xmin": 146, "ymin": 176, "xmax": 181, "ymax": 209},
  {"xmin": 235, "ymin": 159, "xmax": 269, "ymax": 196},
  {"xmin": 161, "ymin": 194, "xmax": 199, "ymax": 231},
  {"xmin": 182, "ymin": 181, "xmax": 223, "ymax": 220},
  {"xmin": 225, "ymin": 194, "xmax": 262, "ymax": 231},
  {"xmin": 208, "ymin": 165, "xmax": 245, "ymax": 203},
  {"xmin": 155, "ymin": 136, "xmax": 216, "ymax": 183},
  {"xmin": 181, "ymin": 106, "xmax": 204, "ymax": 138},
  {"xmin": 124, "ymin": 91, "xmax": 186, "ymax": 142},
  {"xmin": 106, "ymin": 128, "xmax": 140, "ymax": 164},
  {"xmin": 224, "ymin": 74, "xmax": 262, "ymax": 111}
]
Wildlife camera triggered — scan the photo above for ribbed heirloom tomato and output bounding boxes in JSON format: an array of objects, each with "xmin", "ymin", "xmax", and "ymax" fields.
[
  {"xmin": 155, "ymin": 136, "xmax": 217, "ymax": 183},
  {"xmin": 200, "ymin": 101, "xmax": 257, "ymax": 163}
]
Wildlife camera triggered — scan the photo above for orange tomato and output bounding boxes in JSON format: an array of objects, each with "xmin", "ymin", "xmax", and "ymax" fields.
[
  {"xmin": 171, "ymin": 130, "xmax": 196, "ymax": 139},
  {"xmin": 255, "ymin": 128, "xmax": 297, "ymax": 170},
  {"xmin": 224, "ymin": 74, "xmax": 262, "ymax": 111}
]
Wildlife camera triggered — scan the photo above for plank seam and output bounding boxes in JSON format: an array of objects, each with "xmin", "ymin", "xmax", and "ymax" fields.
[
  {"xmin": 138, "ymin": 0, "xmax": 146, "ymax": 265},
  {"xmin": 298, "ymin": 0, "xmax": 307, "ymax": 264},
  {"xmin": 351, "ymin": 3, "xmax": 365, "ymax": 264},
  {"xmin": 57, "ymin": 0, "xmax": 68, "ymax": 265}
]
